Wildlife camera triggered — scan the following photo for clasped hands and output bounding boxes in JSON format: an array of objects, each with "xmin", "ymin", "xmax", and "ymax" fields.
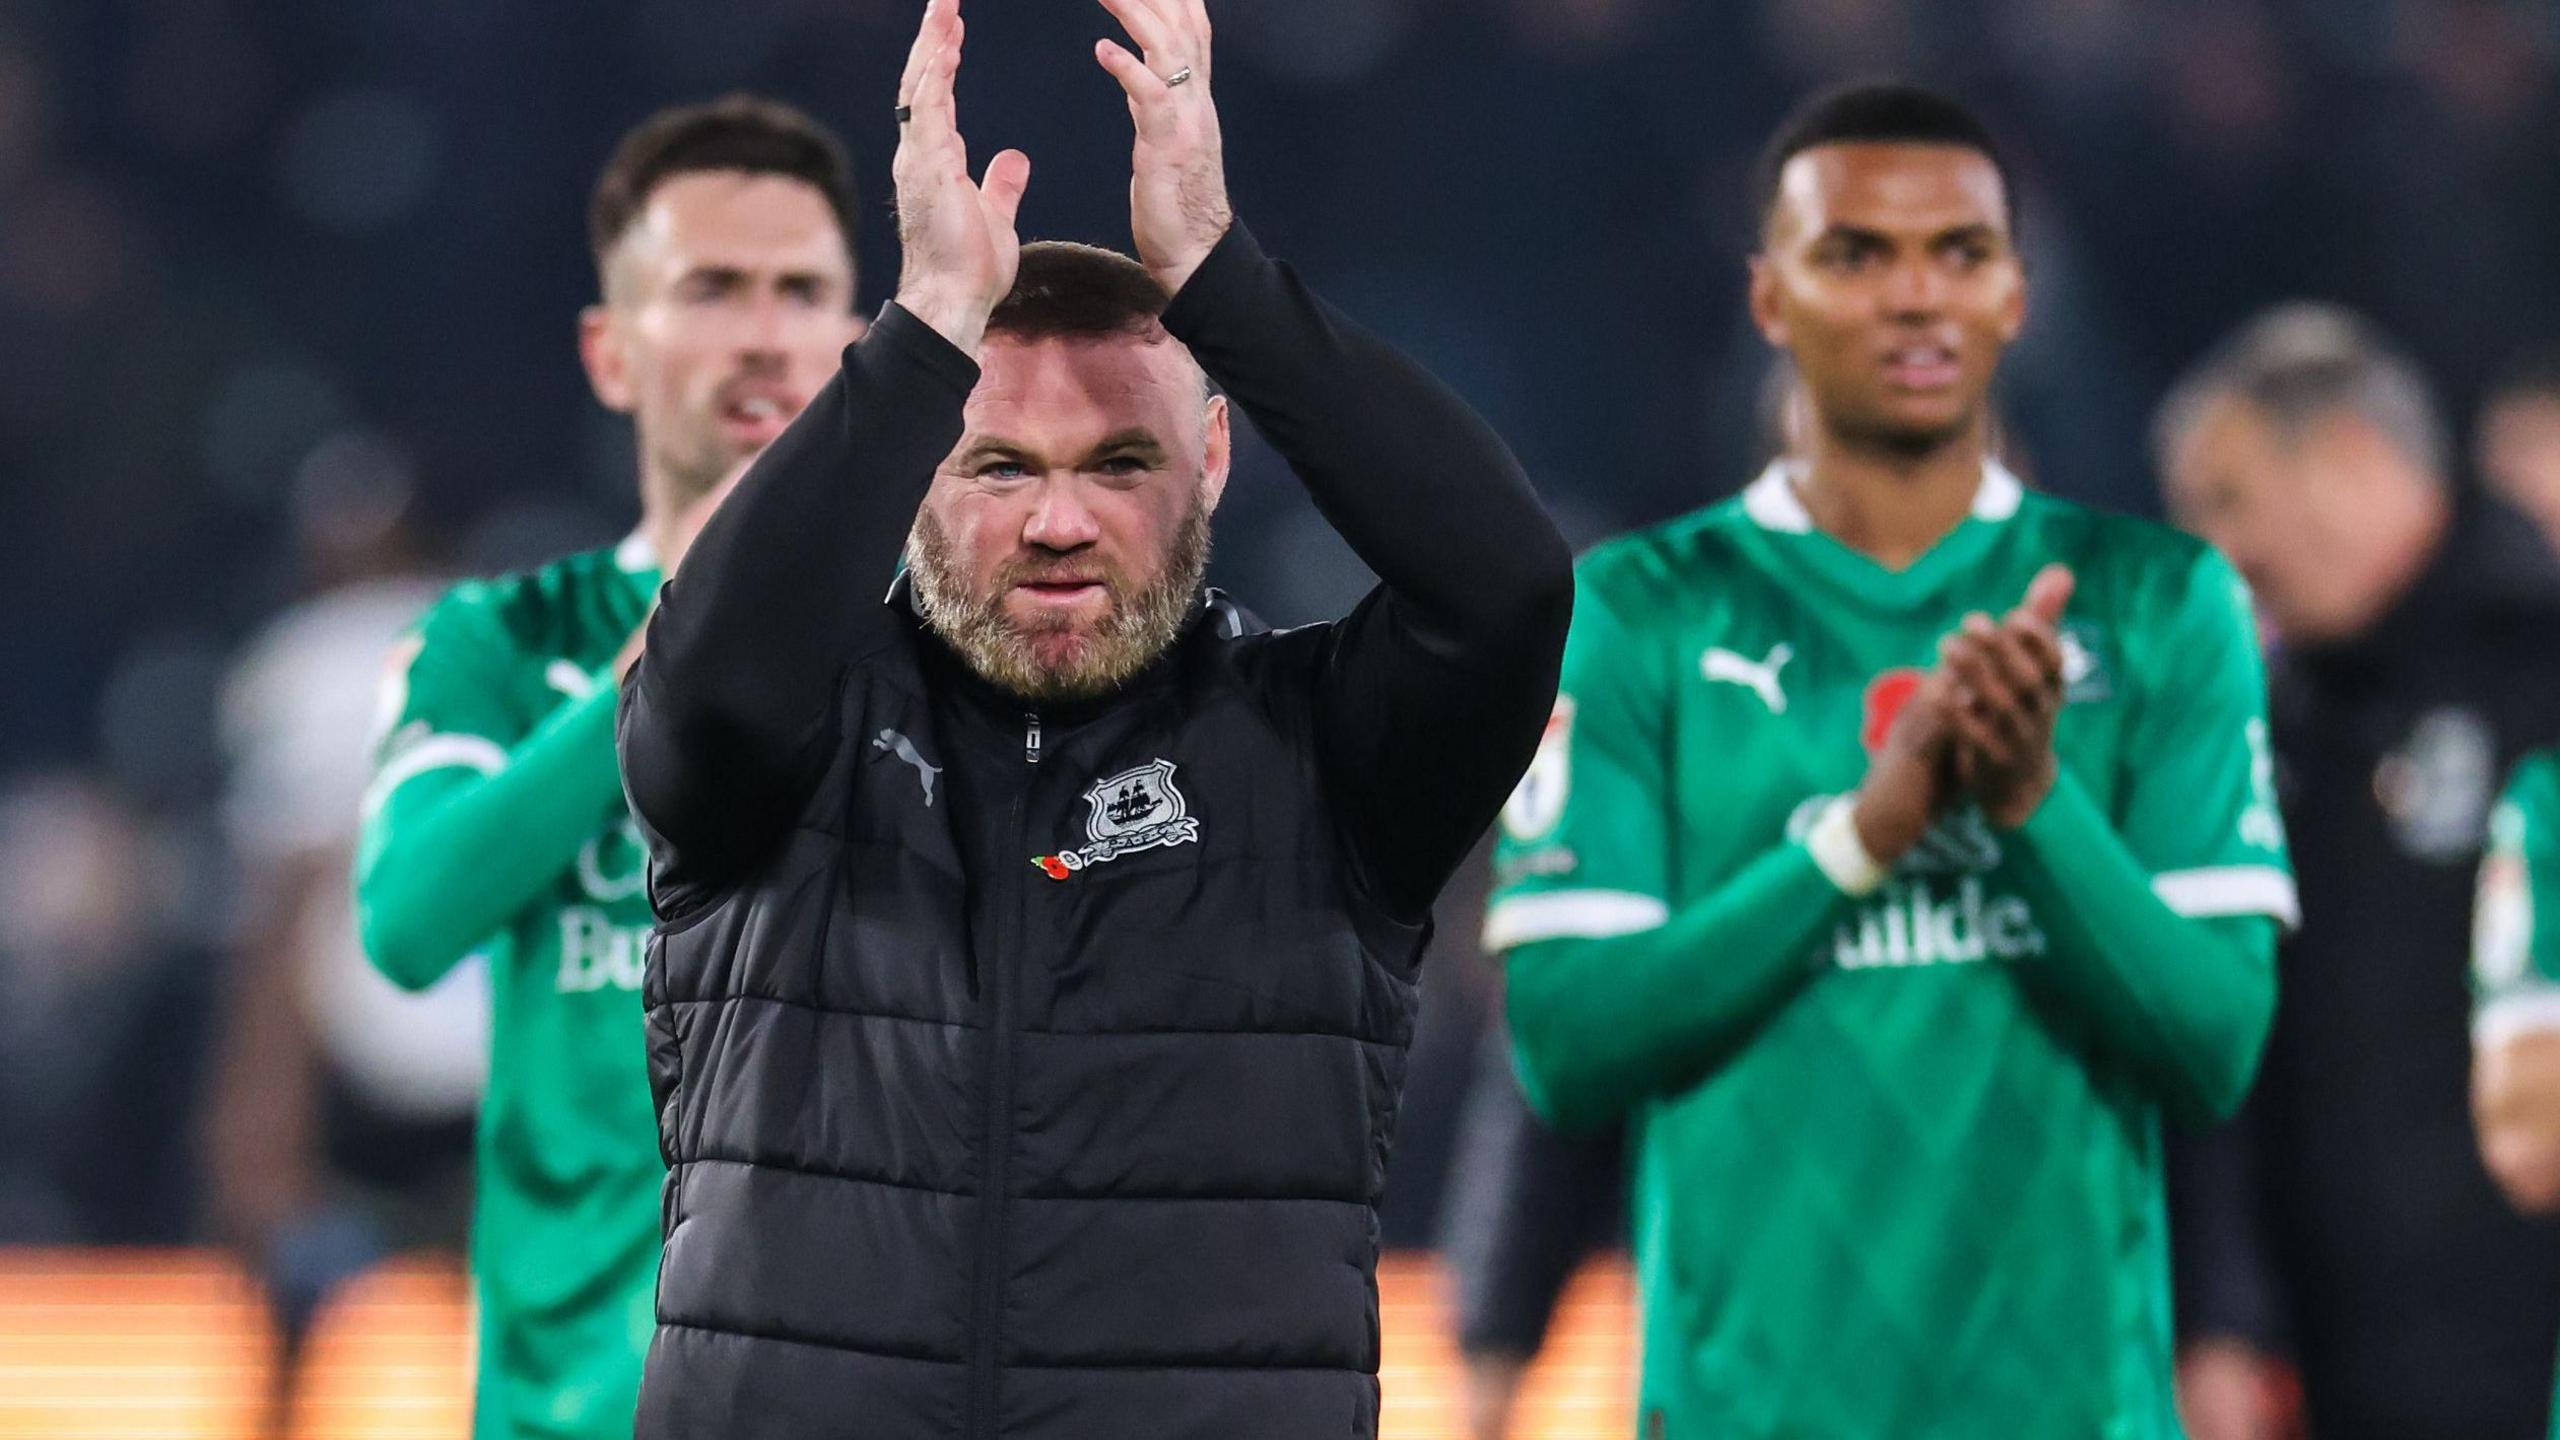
[
  {"xmin": 1853, "ymin": 565, "xmax": 2077, "ymax": 865},
  {"xmin": 889, "ymin": 0, "xmax": 1233, "ymax": 356}
]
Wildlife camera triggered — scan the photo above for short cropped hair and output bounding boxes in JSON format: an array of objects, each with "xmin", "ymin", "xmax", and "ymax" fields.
[
  {"xmin": 2154, "ymin": 303, "xmax": 2449, "ymax": 482},
  {"xmin": 588, "ymin": 95, "xmax": 857, "ymax": 270},
  {"xmin": 987, "ymin": 242, "xmax": 1173, "ymax": 343},
  {"xmin": 1752, "ymin": 80, "xmax": 2018, "ymax": 240}
]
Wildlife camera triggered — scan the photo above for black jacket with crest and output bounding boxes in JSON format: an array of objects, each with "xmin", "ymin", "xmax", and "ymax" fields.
[{"xmin": 619, "ymin": 225, "xmax": 1571, "ymax": 1439}]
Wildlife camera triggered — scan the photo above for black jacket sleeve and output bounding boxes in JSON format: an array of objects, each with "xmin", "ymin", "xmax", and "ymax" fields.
[
  {"xmin": 618, "ymin": 305, "xmax": 981, "ymax": 908},
  {"xmin": 2167, "ymin": 1087, "xmax": 2296, "ymax": 1355},
  {"xmin": 1160, "ymin": 225, "xmax": 1573, "ymax": 922}
]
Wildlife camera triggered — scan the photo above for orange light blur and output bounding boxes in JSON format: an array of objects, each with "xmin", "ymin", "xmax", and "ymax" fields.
[{"xmin": 0, "ymin": 1250, "xmax": 1632, "ymax": 1440}]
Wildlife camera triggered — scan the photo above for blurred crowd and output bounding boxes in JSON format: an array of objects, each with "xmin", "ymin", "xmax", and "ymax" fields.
[{"xmin": 7, "ymin": 0, "xmax": 2560, "ymax": 1435}]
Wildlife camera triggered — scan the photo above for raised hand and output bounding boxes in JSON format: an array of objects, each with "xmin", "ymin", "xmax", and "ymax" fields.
[
  {"xmin": 1851, "ymin": 669, "xmax": 1962, "ymax": 866},
  {"xmin": 892, "ymin": 0, "xmax": 1031, "ymax": 355},
  {"xmin": 1092, "ymin": 0, "xmax": 1232, "ymax": 296},
  {"xmin": 1942, "ymin": 564, "xmax": 2075, "ymax": 828}
]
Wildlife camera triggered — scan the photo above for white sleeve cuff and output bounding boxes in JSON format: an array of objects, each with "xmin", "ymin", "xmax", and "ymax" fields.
[
  {"xmin": 1804, "ymin": 797, "xmax": 1888, "ymax": 898},
  {"xmin": 2151, "ymin": 865, "xmax": 2301, "ymax": 930},
  {"xmin": 1482, "ymin": 890, "xmax": 1669, "ymax": 952},
  {"xmin": 2476, "ymin": 990, "xmax": 2560, "ymax": 1050}
]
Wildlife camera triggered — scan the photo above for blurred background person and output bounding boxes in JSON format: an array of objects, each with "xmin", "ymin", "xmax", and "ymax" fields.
[
  {"xmin": 200, "ymin": 464, "xmax": 479, "ymax": 1411},
  {"xmin": 2159, "ymin": 303, "xmax": 2560, "ymax": 1440},
  {"xmin": 1438, "ymin": 1024, "xmax": 1623, "ymax": 1440},
  {"xmin": 2480, "ymin": 349, "xmax": 2560, "ymax": 560},
  {"xmin": 0, "ymin": 771, "xmax": 214, "ymax": 1246},
  {"xmin": 1378, "ymin": 837, "xmax": 1507, "ymax": 1256},
  {"xmin": 2471, "ymin": 739, "xmax": 2560, "ymax": 1438},
  {"xmin": 350, "ymin": 96, "xmax": 865, "ymax": 1440}
]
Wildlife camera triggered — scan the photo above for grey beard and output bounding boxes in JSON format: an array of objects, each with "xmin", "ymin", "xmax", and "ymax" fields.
[{"xmin": 908, "ymin": 501, "xmax": 1211, "ymax": 704}]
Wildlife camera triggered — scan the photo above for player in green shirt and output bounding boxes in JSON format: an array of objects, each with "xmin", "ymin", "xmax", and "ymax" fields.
[
  {"xmin": 2473, "ymin": 747, "xmax": 2560, "ymax": 1432},
  {"xmin": 1489, "ymin": 83, "xmax": 2296, "ymax": 1437},
  {"xmin": 352, "ymin": 99, "xmax": 865, "ymax": 1439}
]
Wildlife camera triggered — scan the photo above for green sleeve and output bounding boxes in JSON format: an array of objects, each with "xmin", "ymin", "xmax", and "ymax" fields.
[
  {"xmin": 2112, "ymin": 546, "xmax": 2297, "ymax": 922},
  {"xmin": 1506, "ymin": 844, "xmax": 1851, "ymax": 1133},
  {"xmin": 1998, "ymin": 547, "xmax": 2290, "ymax": 1121},
  {"xmin": 1490, "ymin": 567, "xmax": 1854, "ymax": 1131},
  {"xmin": 2473, "ymin": 753, "xmax": 2560, "ymax": 1047},
  {"xmin": 2004, "ymin": 771, "xmax": 2279, "ymax": 1122},
  {"xmin": 352, "ymin": 594, "xmax": 629, "ymax": 991},
  {"xmin": 1484, "ymin": 570, "xmax": 1674, "ymax": 949}
]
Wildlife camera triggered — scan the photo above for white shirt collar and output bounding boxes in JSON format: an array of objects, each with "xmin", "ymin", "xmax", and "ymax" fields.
[
  {"xmin": 1740, "ymin": 457, "xmax": 2024, "ymax": 533},
  {"xmin": 615, "ymin": 531, "xmax": 659, "ymax": 573}
]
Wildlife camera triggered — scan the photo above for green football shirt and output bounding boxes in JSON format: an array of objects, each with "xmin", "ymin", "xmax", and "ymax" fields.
[
  {"xmin": 354, "ymin": 537, "xmax": 662, "ymax": 1440},
  {"xmin": 2473, "ymin": 746, "xmax": 2560, "ymax": 1440},
  {"xmin": 2475, "ymin": 749, "xmax": 2560, "ymax": 1039},
  {"xmin": 1489, "ymin": 463, "xmax": 2295, "ymax": 1438}
]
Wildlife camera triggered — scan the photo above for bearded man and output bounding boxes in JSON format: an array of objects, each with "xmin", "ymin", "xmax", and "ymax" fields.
[{"xmin": 613, "ymin": 1, "xmax": 1572, "ymax": 1436}]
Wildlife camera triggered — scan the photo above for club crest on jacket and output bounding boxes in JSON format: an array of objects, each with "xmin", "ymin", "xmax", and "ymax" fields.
[{"xmin": 1033, "ymin": 758, "xmax": 1201, "ymax": 879}]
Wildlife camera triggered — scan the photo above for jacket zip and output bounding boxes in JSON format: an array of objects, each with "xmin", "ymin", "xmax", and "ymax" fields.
[{"xmin": 969, "ymin": 711, "xmax": 1040, "ymax": 1439}]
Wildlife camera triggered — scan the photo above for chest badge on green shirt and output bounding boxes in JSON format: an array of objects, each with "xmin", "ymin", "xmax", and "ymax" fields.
[
  {"xmin": 2059, "ymin": 622, "xmax": 2112, "ymax": 704},
  {"xmin": 1502, "ymin": 699, "xmax": 1574, "ymax": 843}
]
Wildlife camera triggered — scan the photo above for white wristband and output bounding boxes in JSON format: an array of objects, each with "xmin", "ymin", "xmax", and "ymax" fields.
[{"xmin": 1805, "ymin": 797, "xmax": 1890, "ymax": 898}]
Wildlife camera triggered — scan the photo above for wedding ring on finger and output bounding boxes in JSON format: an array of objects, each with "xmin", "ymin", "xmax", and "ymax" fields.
[{"xmin": 1162, "ymin": 65, "xmax": 1194, "ymax": 87}]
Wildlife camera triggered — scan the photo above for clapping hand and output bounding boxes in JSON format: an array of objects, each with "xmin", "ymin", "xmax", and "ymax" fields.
[
  {"xmin": 1939, "ymin": 564, "xmax": 2076, "ymax": 829},
  {"xmin": 1093, "ymin": 0, "xmax": 1233, "ymax": 296},
  {"xmin": 892, "ymin": 0, "xmax": 1032, "ymax": 355}
]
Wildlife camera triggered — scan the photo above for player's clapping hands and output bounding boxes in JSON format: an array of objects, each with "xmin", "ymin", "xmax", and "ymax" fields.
[
  {"xmin": 892, "ymin": 0, "xmax": 1031, "ymax": 356},
  {"xmin": 1852, "ymin": 668, "xmax": 1965, "ymax": 864},
  {"xmin": 1850, "ymin": 563, "xmax": 2076, "ymax": 860},
  {"xmin": 1939, "ymin": 564, "xmax": 2075, "ymax": 828},
  {"xmin": 1092, "ymin": 0, "xmax": 1232, "ymax": 296}
]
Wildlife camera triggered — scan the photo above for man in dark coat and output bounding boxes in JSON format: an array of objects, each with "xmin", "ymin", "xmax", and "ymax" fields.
[
  {"xmin": 614, "ymin": 2, "xmax": 1573, "ymax": 1435},
  {"xmin": 2160, "ymin": 302, "xmax": 2560, "ymax": 1440}
]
